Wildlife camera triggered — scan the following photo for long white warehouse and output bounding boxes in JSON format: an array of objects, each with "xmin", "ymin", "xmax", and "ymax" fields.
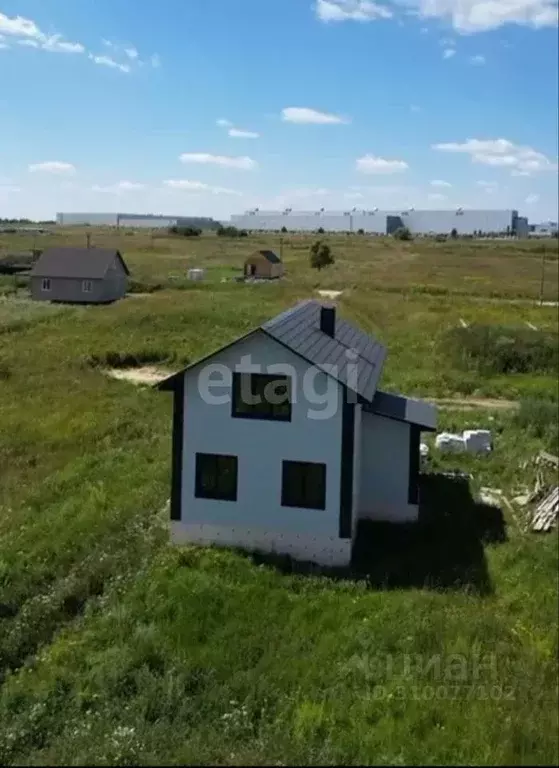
[
  {"xmin": 56, "ymin": 212, "xmax": 218, "ymax": 229},
  {"xmin": 230, "ymin": 209, "xmax": 528, "ymax": 236}
]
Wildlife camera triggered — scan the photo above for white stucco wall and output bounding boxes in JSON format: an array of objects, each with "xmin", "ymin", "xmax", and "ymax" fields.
[
  {"xmin": 358, "ymin": 412, "xmax": 418, "ymax": 523},
  {"xmin": 173, "ymin": 331, "xmax": 351, "ymax": 566}
]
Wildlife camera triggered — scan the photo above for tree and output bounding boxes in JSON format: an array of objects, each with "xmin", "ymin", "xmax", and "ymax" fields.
[
  {"xmin": 281, "ymin": 226, "xmax": 288, "ymax": 233},
  {"xmin": 450, "ymin": 227, "xmax": 458, "ymax": 239},
  {"xmin": 357, "ymin": 228, "xmax": 365, "ymax": 236},
  {"xmin": 310, "ymin": 240, "xmax": 334, "ymax": 271},
  {"xmin": 393, "ymin": 226, "xmax": 412, "ymax": 241},
  {"xmin": 317, "ymin": 227, "xmax": 325, "ymax": 234}
]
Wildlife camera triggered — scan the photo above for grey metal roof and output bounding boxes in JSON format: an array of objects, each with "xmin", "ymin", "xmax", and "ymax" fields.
[
  {"xmin": 365, "ymin": 390, "xmax": 437, "ymax": 431},
  {"xmin": 262, "ymin": 300, "xmax": 386, "ymax": 402},
  {"xmin": 30, "ymin": 247, "xmax": 129, "ymax": 279},
  {"xmin": 251, "ymin": 250, "xmax": 281, "ymax": 264},
  {"xmin": 159, "ymin": 300, "xmax": 386, "ymax": 402}
]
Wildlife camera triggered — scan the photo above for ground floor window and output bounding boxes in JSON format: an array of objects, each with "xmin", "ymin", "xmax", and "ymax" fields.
[
  {"xmin": 82, "ymin": 280, "xmax": 93, "ymax": 293},
  {"xmin": 195, "ymin": 453, "xmax": 238, "ymax": 501},
  {"xmin": 41, "ymin": 278, "xmax": 51, "ymax": 291},
  {"xmin": 281, "ymin": 460, "xmax": 326, "ymax": 510}
]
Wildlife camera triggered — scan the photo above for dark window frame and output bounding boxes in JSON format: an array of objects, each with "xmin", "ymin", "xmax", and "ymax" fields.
[
  {"xmin": 231, "ymin": 372, "xmax": 292, "ymax": 422},
  {"xmin": 195, "ymin": 452, "xmax": 238, "ymax": 502},
  {"xmin": 41, "ymin": 278, "xmax": 51, "ymax": 291},
  {"xmin": 281, "ymin": 460, "xmax": 326, "ymax": 510}
]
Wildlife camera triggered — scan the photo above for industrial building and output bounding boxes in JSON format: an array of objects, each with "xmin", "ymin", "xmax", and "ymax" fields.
[
  {"xmin": 56, "ymin": 212, "xmax": 218, "ymax": 229},
  {"xmin": 229, "ymin": 209, "xmax": 529, "ymax": 237}
]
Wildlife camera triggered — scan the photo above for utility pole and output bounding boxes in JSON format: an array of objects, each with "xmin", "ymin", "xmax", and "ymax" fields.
[
  {"xmin": 279, "ymin": 236, "xmax": 284, "ymax": 262},
  {"xmin": 86, "ymin": 233, "xmax": 91, "ymax": 249},
  {"xmin": 538, "ymin": 250, "xmax": 545, "ymax": 306}
]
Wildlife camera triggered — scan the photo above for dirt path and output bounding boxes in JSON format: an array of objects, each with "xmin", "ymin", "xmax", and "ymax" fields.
[
  {"xmin": 104, "ymin": 366, "xmax": 173, "ymax": 385},
  {"xmin": 430, "ymin": 397, "xmax": 518, "ymax": 411}
]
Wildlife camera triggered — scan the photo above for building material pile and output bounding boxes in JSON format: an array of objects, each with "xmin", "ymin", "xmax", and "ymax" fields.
[
  {"xmin": 531, "ymin": 487, "xmax": 559, "ymax": 532},
  {"xmin": 435, "ymin": 429, "xmax": 492, "ymax": 454}
]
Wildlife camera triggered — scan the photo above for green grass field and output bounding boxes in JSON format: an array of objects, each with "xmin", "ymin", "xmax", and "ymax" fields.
[{"xmin": 0, "ymin": 229, "xmax": 558, "ymax": 765}]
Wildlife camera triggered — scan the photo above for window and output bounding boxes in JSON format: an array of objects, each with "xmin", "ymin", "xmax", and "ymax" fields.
[
  {"xmin": 82, "ymin": 280, "xmax": 93, "ymax": 293},
  {"xmin": 195, "ymin": 453, "xmax": 238, "ymax": 501},
  {"xmin": 41, "ymin": 278, "xmax": 51, "ymax": 291},
  {"xmin": 281, "ymin": 461, "xmax": 326, "ymax": 510},
  {"xmin": 232, "ymin": 373, "xmax": 291, "ymax": 421}
]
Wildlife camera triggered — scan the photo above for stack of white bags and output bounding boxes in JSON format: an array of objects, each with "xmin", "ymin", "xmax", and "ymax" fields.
[{"xmin": 435, "ymin": 430, "xmax": 492, "ymax": 454}]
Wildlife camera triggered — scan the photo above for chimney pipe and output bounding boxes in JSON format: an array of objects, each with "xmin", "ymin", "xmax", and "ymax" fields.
[{"xmin": 320, "ymin": 304, "xmax": 336, "ymax": 337}]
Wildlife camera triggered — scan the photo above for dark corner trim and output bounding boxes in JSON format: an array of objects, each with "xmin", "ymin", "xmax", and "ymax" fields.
[
  {"xmin": 339, "ymin": 395, "xmax": 355, "ymax": 539},
  {"xmin": 170, "ymin": 375, "xmax": 185, "ymax": 521},
  {"xmin": 408, "ymin": 425, "xmax": 420, "ymax": 505}
]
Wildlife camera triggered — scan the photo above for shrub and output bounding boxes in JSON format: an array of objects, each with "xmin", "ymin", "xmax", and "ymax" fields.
[
  {"xmin": 310, "ymin": 240, "xmax": 334, "ymax": 271},
  {"xmin": 442, "ymin": 324, "xmax": 559, "ymax": 375},
  {"xmin": 514, "ymin": 398, "xmax": 559, "ymax": 451},
  {"xmin": 281, "ymin": 226, "xmax": 288, "ymax": 233},
  {"xmin": 357, "ymin": 228, "xmax": 365, "ymax": 235},
  {"xmin": 393, "ymin": 226, "xmax": 412, "ymax": 241},
  {"xmin": 450, "ymin": 228, "xmax": 458, "ymax": 239},
  {"xmin": 169, "ymin": 226, "xmax": 202, "ymax": 237},
  {"xmin": 317, "ymin": 227, "xmax": 325, "ymax": 235},
  {"xmin": 216, "ymin": 226, "xmax": 247, "ymax": 238}
]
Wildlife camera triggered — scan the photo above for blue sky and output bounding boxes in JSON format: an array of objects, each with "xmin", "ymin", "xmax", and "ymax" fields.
[{"xmin": 1, "ymin": 0, "xmax": 557, "ymax": 221}]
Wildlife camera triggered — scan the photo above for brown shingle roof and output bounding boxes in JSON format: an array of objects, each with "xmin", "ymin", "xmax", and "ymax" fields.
[
  {"xmin": 247, "ymin": 250, "xmax": 281, "ymax": 264},
  {"xmin": 30, "ymin": 247, "xmax": 129, "ymax": 279}
]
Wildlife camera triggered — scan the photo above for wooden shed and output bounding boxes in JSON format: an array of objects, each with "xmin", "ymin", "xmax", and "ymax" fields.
[{"xmin": 244, "ymin": 250, "xmax": 284, "ymax": 280}]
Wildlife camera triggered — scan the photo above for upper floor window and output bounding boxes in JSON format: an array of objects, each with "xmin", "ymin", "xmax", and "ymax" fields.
[
  {"xmin": 41, "ymin": 278, "xmax": 51, "ymax": 291},
  {"xmin": 82, "ymin": 280, "xmax": 93, "ymax": 293},
  {"xmin": 232, "ymin": 373, "xmax": 292, "ymax": 421}
]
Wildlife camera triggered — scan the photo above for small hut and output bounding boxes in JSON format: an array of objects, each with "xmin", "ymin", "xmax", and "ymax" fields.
[{"xmin": 244, "ymin": 250, "xmax": 284, "ymax": 280}]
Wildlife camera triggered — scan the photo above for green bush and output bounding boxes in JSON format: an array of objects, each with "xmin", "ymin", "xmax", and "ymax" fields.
[
  {"xmin": 169, "ymin": 226, "xmax": 202, "ymax": 237},
  {"xmin": 443, "ymin": 324, "xmax": 559, "ymax": 375},
  {"xmin": 393, "ymin": 226, "xmax": 412, "ymax": 241},
  {"xmin": 513, "ymin": 398, "xmax": 559, "ymax": 451}
]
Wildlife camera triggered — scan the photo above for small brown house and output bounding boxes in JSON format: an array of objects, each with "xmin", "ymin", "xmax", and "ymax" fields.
[
  {"xmin": 244, "ymin": 250, "xmax": 284, "ymax": 280},
  {"xmin": 30, "ymin": 247, "xmax": 129, "ymax": 304}
]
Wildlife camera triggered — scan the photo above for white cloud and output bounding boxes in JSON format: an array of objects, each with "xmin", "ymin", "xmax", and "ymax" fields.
[
  {"xmin": 0, "ymin": 12, "xmax": 84, "ymax": 54},
  {"xmin": 315, "ymin": 0, "xmax": 393, "ymax": 22},
  {"xmin": 431, "ymin": 179, "xmax": 452, "ymax": 187},
  {"xmin": 28, "ymin": 161, "xmax": 76, "ymax": 175},
  {"xmin": 442, "ymin": 47, "xmax": 456, "ymax": 58},
  {"xmin": 124, "ymin": 47, "xmax": 138, "ymax": 60},
  {"xmin": 0, "ymin": 43, "xmax": 8, "ymax": 50},
  {"xmin": 525, "ymin": 193, "xmax": 540, "ymax": 204},
  {"xmin": 356, "ymin": 154, "xmax": 409, "ymax": 174},
  {"xmin": 179, "ymin": 153, "xmax": 257, "ymax": 170},
  {"xmin": 433, "ymin": 138, "xmax": 558, "ymax": 174},
  {"xmin": 163, "ymin": 180, "xmax": 241, "ymax": 195},
  {"xmin": 344, "ymin": 191, "xmax": 365, "ymax": 200},
  {"xmin": 405, "ymin": 0, "xmax": 558, "ymax": 33},
  {"xmin": 88, "ymin": 54, "xmax": 131, "ymax": 73},
  {"xmin": 92, "ymin": 181, "xmax": 146, "ymax": 193},
  {"xmin": 470, "ymin": 54, "xmax": 486, "ymax": 64},
  {"xmin": 228, "ymin": 128, "xmax": 260, "ymax": 139},
  {"xmin": 217, "ymin": 118, "xmax": 233, "ymax": 128},
  {"xmin": 427, "ymin": 192, "xmax": 447, "ymax": 201},
  {"xmin": 511, "ymin": 169, "xmax": 531, "ymax": 177},
  {"xmin": 281, "ymin": 107, "xmax": 349, "ymax": 125}
]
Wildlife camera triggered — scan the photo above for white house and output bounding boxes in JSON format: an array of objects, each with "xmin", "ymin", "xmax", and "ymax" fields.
[{"xmin": 158, "ymin": 300, "xmax": 437, "ymax": 567}]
